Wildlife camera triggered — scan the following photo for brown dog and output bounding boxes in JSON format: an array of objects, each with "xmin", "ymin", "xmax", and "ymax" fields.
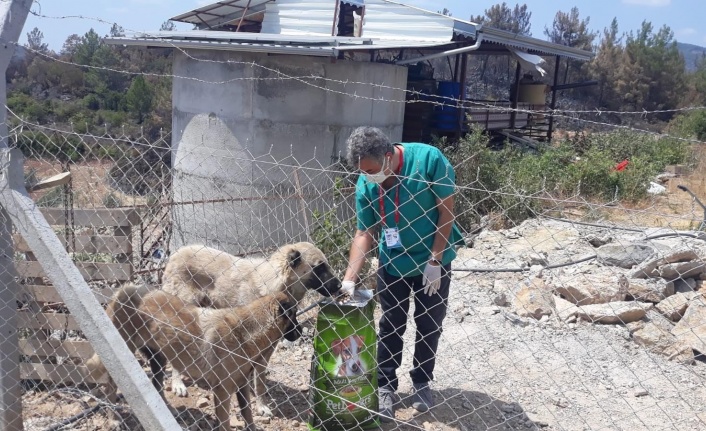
[
  {"xmin": 86, "ymin": 283, "xmax": 301, "ymax": 431},
  {"xmin": 161, "ymin": 242, "xmax": 340, "ymax": 415}
]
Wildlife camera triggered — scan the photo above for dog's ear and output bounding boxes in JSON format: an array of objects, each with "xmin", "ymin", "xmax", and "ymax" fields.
[{"xmin": 287, "ymin": 249, "xmax": 302, "ymax": 268}]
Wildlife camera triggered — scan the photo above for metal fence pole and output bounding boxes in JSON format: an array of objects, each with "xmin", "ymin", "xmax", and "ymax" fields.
[{"xmin": 0, "ymin": 2, "xmax": 32, "ymax": 429}]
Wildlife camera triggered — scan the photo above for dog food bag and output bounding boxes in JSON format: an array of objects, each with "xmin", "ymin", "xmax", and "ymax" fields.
[{"xmin": 308, "ymin": 290, "xmax": 380, "ymax": 431}]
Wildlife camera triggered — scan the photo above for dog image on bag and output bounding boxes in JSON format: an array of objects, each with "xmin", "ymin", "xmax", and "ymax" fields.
[
  {"xmin": 86, "ymin": 283, "xmax": 301, "ymax": 431},
  {"xmin": 332, "ymin": 335, "xmax": 367, "ymax": 377},
  {"xmin": 161, "ymin": 241, "xmax": 341, "ymax": 415}
]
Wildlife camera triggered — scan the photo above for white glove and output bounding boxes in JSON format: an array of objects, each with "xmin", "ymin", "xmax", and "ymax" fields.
[
  {"xmin": 340, "ymin": 280, "xmax": 356, "ymax": 296},
  {"xmin": 422, "ymin": 261, "xmax": 442, "ymax": 296}
]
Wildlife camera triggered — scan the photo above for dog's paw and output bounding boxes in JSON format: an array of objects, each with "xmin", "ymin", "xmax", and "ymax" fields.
[
  {"xmin": 171, "ymin": 378, "xmax": 189, "ymax": 397},
  {"xmin": 254, "ymin": 400, "xmax": 273, "ymax": 418}
]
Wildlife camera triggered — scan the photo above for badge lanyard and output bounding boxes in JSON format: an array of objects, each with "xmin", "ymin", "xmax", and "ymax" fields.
[{"xmin": 378, "ymin": 146, "xmax": 404, "ymax": 227}]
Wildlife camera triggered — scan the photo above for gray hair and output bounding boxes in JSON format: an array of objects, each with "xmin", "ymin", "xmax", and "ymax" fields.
[{"xmin": 346, "ymin": 127, "xmax": 394, "ymax": 168}]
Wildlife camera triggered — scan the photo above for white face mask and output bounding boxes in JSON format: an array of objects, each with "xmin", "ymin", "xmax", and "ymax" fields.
[{"xmin": 365, "ymin": 157, "xmax": 390, "ymax": 184}]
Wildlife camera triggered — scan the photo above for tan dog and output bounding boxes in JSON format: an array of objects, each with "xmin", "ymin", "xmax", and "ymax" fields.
[
  {"xmin": 161, "ymin": 241, "xmax": 340, "ymax": 415},
  {"xmin": 162, "ymin": 241, "xmax": 341, "ymax": 307},
  {"xmin": 86, "ymin": 284, "xmax": 301, "ymax": 431}
]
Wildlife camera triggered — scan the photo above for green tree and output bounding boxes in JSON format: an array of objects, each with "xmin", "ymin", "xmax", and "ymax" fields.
[
  {"xmin": 74, "ymin": 29, "xmax": 102, "ymax": 66},
  {"xmin": 160, "ymin": 20, "xmax": 177, "ymax": 31},
  {"xmin": 26, "ymin": 27, "xmax": 48, "ymax": 53},
  {"xmin": 590, "ymin": 18, "xmax": 623, "ymax": 109},
  {"xmin": 60, "ymin": 34, "xmax": 82, "ymax": 60},
  {"xmin": 471, "ymin": 3, "xmax": 533, "ymax": 81},
  {"xmin": 473, "ymin": 3, "xmax": 532, "ymax": 35},
  {"xmin": 126, "ymin": 75, "xmax": 153, "ymax": 123},
  {"xmin": 621, "ymin": 22, "xmax": 686, "ymax": 116},
  {"xmin": 686, "ymin": 55, "xmax": 706, "ymax": 106},
  {"xmin": 544, "ymin": 7, "xmax": 597, "ymax": 84},
  {"xmin": 109, "ymin": 24, "xmax": 125, "ymax": 37}
]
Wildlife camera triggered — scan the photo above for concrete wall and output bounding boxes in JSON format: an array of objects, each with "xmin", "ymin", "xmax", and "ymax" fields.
[{"xmin": 170, "ymin": 49, "xmax": 407, "ymax": 254}]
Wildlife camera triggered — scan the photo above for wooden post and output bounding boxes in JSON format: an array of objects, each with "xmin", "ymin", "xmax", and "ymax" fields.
[
  {"xmin": 457, "ymin": 53, "xmax": 469, "ymax": 139},
  {"xmin": 510, "ymin": 62, "xmax": 522, "ymax": 129},
  {"xmin": 0, "ymin": 2, "xmax": 32, "ymax": 429},
  {"xmin": 547, "ymin": 56, "xmax": 561, "ymax": 142},
  {"xmin": 235, "ymin": 0, "xmax": 252, "ymax": 32}
]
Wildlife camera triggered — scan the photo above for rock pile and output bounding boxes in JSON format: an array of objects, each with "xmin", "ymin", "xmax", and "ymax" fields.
[{"xmin": 476, "ymin": 220, "xmax": 706, "ymax": 365}]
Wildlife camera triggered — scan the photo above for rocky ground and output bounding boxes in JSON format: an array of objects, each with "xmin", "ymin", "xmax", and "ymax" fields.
[{"xmin": 22, "ymin": 217, "xmax": 706, "ymax": 431}]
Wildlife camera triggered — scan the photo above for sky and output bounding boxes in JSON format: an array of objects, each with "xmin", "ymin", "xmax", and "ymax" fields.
[{"xmin": 21, "ymin": 0, "xmax": 706, "ymax": 52}]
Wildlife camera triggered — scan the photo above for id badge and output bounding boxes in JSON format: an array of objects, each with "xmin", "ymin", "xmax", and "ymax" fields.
[{"xmin": 384, "ymin": 228, "xmax": 402, "ymax": 249}]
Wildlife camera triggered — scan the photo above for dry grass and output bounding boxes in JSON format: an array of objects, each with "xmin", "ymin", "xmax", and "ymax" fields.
[
  {"xmin": 565, "ymin": 146, "xmax": 706, "ymax": 231},
  {"xmin": 26, "ymin": 159, "xmax": 149, "ymax": 208}
]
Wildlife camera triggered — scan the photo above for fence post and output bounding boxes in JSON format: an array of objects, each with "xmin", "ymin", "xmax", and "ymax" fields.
[
  {"xmin": 0, "ymin": 149, "xmax": 182, "ymax": 430},
  {"xmin": 0, "ymin": 1, "xmax": 32, "ymax": 429}
]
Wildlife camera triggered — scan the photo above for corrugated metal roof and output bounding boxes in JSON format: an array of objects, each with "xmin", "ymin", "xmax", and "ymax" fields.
[
  {"xmin": 363, "ymin": 0, "xmax": 456, "ymax": 42},
  {"xmin": 479, "ymin": 27, "xmax": 594, "ymax": 61},
  {"xmin": 173, "ymin": 0, "xmax": 472, "ymax": 42},
  {"xmin": 367, "ymin": 0, "xmax": 475, "ymax": 40},
  {"xmin": 106, "ymin": 37, "xmax": 337, "ymax": 57},
  {"xmin": 261, "ymin": 0, "xmax": 337, "ymax": 36},
  {"xmin": 159, "ymin": 0, "xmax": 592, "ymax": 61},
  {"xmin": 130, "ymin": 30, "xmax": 370, "ymax": 45},
  {"xmin": 171, "ymin": 0, "xmax": 273, "ymax": 29},
  {"xmin": 106, "ymin": 33, "xmax": 451, "ymax": 55}
]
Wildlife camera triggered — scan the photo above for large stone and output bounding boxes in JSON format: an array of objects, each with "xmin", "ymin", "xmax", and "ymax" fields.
[
  {"xmin": 672, "ymin": 296, "xmax": 706, "ymax": 354},
  {"xmin": 512, "ymin": 278, "xmax": 555, "ymax": 320},
  {"xmin": 551, "ymin": 274, "xmax": 629, "ymax": 305},
  {"xmin": 596, "ymin": 243, "xmax": 655, "ymax": 269},
  {"xmin": 576, "ymin": 301, "xmax": 651, "ymax": 324},
  {"xmin": 633, "ymin": 320, "xmax": 694, "ymax": 365},
  {"xmin": 629, "ymin": 249, "xmax": 700, "ymax": 279},
  {"xmin": 658, "ymin": 262, "xmax": 706, "ymax": 281},
  {"xmin": 633, "ymin": 322, "xmax": 674, "ymax": 348},
  {"xmin": 656, "ymin": 292, "xmax": 700, "ymax": 321},
  {"xmin": 585, "ymin": 233, "xmax": 612, "ymax": 248},
  {"xmin": 627, "ymin": 278, "xmax": 674, "ymax": 303},
  {"xmin": 553, "ymin": 295, "xmax": 580, "ymax": 322}
]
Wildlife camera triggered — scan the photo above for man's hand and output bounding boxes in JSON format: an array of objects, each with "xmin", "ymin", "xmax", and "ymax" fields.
[
  {"xmin": 422, "ymin": 261, "xmax": 442, "ymax": 296},
  {"xmin": 340, "ymin": 280, "xmax": 356, "ymax": 296}
]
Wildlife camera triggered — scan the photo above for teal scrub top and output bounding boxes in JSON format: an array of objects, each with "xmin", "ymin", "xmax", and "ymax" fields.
[{"xmin": 356, "ymin": 143, "xmax": 464, "ymax": 277}]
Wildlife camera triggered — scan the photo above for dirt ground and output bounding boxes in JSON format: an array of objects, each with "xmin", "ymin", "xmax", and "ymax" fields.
[{"xmin": 25, "ymin": 159, "xmax": 149, "ymax": 208}]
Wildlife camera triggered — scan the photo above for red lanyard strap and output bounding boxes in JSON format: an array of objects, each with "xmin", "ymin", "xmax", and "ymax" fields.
[{"xmin": 378, "ymin": 146, "xmax": 404, "ymax": 227}]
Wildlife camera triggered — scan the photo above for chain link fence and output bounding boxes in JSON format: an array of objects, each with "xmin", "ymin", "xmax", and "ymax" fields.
[{"xmin": 4, "ymin": 114, "xmax": 706, "ymax": 431}]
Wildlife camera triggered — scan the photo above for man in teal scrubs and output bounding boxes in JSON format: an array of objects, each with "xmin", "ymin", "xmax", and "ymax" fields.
[{"xmin": 341, "ymin": 126, "xmax": 464, "ymax": 422}]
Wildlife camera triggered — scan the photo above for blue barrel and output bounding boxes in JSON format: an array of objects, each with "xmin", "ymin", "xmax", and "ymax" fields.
[{"xmin": 435, "ymin": 81, "xmax": 461, "ymax": 130}]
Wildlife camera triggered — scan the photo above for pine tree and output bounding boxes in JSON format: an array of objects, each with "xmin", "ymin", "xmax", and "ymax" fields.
[
  {"xmin": 126, "ymin": 76, "xmax": 154, "ymax": 124},
  {"xmin": 590, "ymin": 18, "xmax": 623, "ymax": 109},
  {"xmin": 544, "ymin": 7, "xmax": 597, "ymax": 84},
  {"xmin": 160, "ymin": 20, "xmax": 177, "ymax": 31},
  {"xmin": 26, "ymin": 27, "xmax": 49, "ymax": 53}
]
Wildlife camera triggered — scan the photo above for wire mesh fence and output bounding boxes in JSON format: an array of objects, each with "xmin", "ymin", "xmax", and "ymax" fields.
[
  {"xmin": 2, "ymin": 8, "xmax": 706, "ymax": 428},
  {"xmin": 4, "ymin": 113, "xmax": 706, "ymax": 431}
]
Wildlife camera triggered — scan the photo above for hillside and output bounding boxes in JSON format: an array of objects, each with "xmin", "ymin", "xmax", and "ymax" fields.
[{"xmin": 678, "ymin": 41, "xmax": 706, "ymax": 72}]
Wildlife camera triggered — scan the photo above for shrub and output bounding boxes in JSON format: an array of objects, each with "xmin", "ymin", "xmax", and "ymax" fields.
[
  {"xmin": 442, "ymin": 128, "xmax": 691, "ymax": 231},
  {"xmin": 103, "ymin": 192, "xmax": 123, "ymax": 208},
  {"xmin": 36, "ymin": 187, "xmax": 68, "ymax": 208},
  {"xmin": 669, "ymin": 110, "xmax": 706, "ymax": 142},
  {"xmin": 311, "ymin": 177, "xmax": 358, "ymax": 276}
]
